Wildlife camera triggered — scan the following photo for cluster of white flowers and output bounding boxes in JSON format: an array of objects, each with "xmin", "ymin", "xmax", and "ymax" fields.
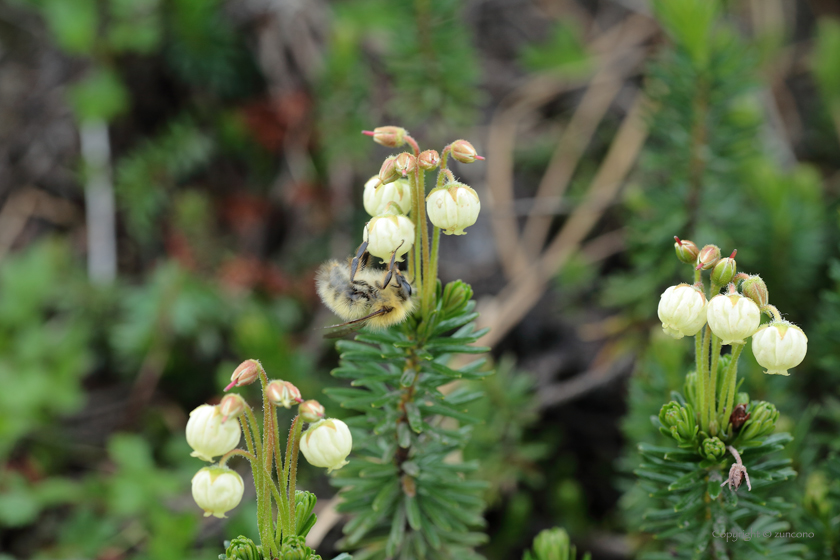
[
  {"xmin": 658, "ymin": 281, "xmax": 807, "ymax": 376},
  {"xmin": 185, "ymin": 360, "xmax": 354, "ymax": 519},
  {"xmin": 361, "ymin": 136, "xmax": 482, "ymax": 262}
]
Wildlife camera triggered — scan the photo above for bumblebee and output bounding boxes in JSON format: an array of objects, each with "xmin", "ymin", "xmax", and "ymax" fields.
[{"xmin": 316, "ymin": 241, "xmax": 415, "ymax": 332}]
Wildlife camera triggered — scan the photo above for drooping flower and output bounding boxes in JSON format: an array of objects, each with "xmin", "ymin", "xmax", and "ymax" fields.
[
  {"xmin": 706, "ymin": 293, "xmax": 761, "ymax": 345},
  {"xmin": 657, "ymin": 284, "xmax": 707, "ymax": 339},
  {"xmin": 426, "ymin": 183, "xmax": 481, "ymax": 236},
  {"xmin": 364, "ymin": 214, "xmax": 415, "ymax": 262},
  {"xmin": 191, "ymin": 466, "xmax": 244, "ymax": 518},
  {"xmin": 186, "ymin": 404, "xmax": 241, "ymax": 462},
  {"xmin": 751, "ymin": 321, "xmax": 807, "ymax": 376},
  {"xmin": 299, "ymin": 418, "xmax": 353, "ymax": 473}
]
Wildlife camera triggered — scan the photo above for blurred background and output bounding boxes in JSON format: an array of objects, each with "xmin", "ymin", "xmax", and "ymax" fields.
[{"xmin": 1, "ymin": 0, "xmax": 840, "ymax": 558}]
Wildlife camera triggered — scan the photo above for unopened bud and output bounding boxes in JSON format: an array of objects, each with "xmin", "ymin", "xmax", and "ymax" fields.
[
  {"xmin": 362, "ymin": 126, "xmax": 407, "ymax": 148},
  {"xmin": 658, "ymin": 401, "xmax": 698, "ymax": 448},
  {"xmin": 219, "ymin": 394, "xmax": 248, "ymax": 423},
  {"xmin": 696, "ymin": 244, "xmax": 721, "ymax": 270},
  {"xmin": 711, "ymin": 250, "xmax": 737, "ymax": 285},
  {"xmin": 449, "ymin": 139, "xmax": 484, "ymax": 164},
  {"xmin": 739, "ymin": 401, "xmax": 778, "ymax": 442},
  {"xmin": 379, "ymin": 156, "xmax": 400, "ymax": 185},
  {"xmin": 701, "ymin": 436, "xmax": 726, "ymax": 462},
  {"xmin": 394, "ymin": 152, "xmax": 416, "ymax": 177},
  {"xmin": 225, "ymin": 359, "xmax": 261, "ymax": 391},
  {"xmin": 674, "ymin": 236, "xmax": 700, "ymax": 264},
  {"xmin": 225, "ymin": 537, "xmax": 261, "ymax": 560},
  {"xmin": 741, "ymin": 275, "xmax": 769, "ymax": 308},
  {"xmin": 530, "ymin": 528, "xmax": 576, "ymax": 560},
  {"xmin": 299, "ymin": 400, "xmax": 325, "ymax": 422},
  {"xmin": 418, "ymin": 149, "xmax": 440, "ymax": 170},
  {"xmin": 266, "ymin": 380, "xmax": 303, "ymax": 408}
]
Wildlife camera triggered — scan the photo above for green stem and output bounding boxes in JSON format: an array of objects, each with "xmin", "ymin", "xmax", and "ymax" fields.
[
  {"xmin": 219, "ymin": 448, "xmax": 257, "ymax": 467},
  {"xmin": 708, "ymin": 333, "xmax": 722, "ymax": 428},
  {"xmin": 718, "ymin": 343, "xmax": 745, "ymax": 428},
  {"xmin": 417, "ymin": 168, "xmax": 432, "ymax": 319},
  {"xmin": 436, "ymin": 146, "xmax": 451, "ymax": 188},
  {"xmin": 701, "ymin": 325, "xmax": 713, "ymax": 433},
  {"xmin": 287, "ymin": 416, "xmax": 304, "ymax": 536},
  {"xmin": 430, "ymin": 226, "xmax": 441, "ymax": 290},
  {"xmin": 258, "ymin": 369, "xmax": 279, "ymax": 558},
  {"xmin": 273, "ymin": 409, "xmax": 289, "ymax": 543},
  {"xmin": 695, "ymin": 329, "xmax": 706, "ymax": 431}
]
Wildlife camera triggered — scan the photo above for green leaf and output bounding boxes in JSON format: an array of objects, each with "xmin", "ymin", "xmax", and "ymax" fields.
[
  {"xmin": 405, "ymin": 496, "xmax": 422, "ymax": 531},
  {"xmin": 68, "ymin": 68, "xmax": 129, "ymax": 122}
]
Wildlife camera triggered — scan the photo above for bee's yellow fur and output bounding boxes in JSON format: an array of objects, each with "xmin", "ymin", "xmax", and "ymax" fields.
[{"xmin": 316, "ymin": 259, "xmax": 415, "ymax": 330}]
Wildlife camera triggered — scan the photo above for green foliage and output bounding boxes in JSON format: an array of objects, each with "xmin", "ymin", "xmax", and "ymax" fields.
[
  {"xmin": 813, "ymin": 19, "xmax": 840, "ymax": 113},
  {"xmin": 69, "ymin": 67, "xmax": 130, "ymax": 122},
  {"xmin": 522, "ymin": 527, "xmax": 590, "ymax": 560},
  {"xmin": 318, "ymin": 0, "xmax": 480, "ymax": 162},
  {"xmin": 326, "ymin": 280, "xmax": 491, "ymax": 559},
  {"xmin": 115, "ymin": 118, "xmax": 214, "ymax": 245},
  {"xmin": 519, "ymin": 23, "xmax": 591, "ymax": 77},
  {"xmin": 0, "ymin": 241, "xmax": 91, "ymax": 459},
  {"xmin": 653, "ymin": 0, "xmax": 719, "ymax": 68}
]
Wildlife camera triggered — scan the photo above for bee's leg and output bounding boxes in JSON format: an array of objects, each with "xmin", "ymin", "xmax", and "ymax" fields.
[
  {"xmin": 395, "ymin": 269, "xmax": 413, "ymax": 298},
  {"xmin": 380, "ymin": 241, "xmax": 404, "ymax": 288},
  {"xmin": 350, "ymin": 240, "xmax": 368, "ymax": 282}
]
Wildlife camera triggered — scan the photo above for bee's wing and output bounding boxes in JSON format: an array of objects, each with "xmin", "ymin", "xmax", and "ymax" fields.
[{"xmin": 322, "ymin": 308, "xmax": 391, "ymax": 339}]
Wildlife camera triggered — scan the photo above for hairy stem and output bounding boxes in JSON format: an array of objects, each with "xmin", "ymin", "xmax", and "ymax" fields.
[
  {"xmin": 719, "ymin": 343, "xmax": 745, "ymax": 428},
  {"xmin": 708, "ymin": 333, "xmax": 722, "ymax": 431},
  {"xmin": 287, "ymin": 416, "xmax": 304, "ymax": 535},
  {"xmin": 259, "ymin": 370, "xmax": 279, "ymax": 557},
  {"xmin": 695, "ymin": 330, "xmax": 705, "ymax": 428},
  {"xmin": 273, "ymin": 409, "xmax": 289, "ymax": 542}
]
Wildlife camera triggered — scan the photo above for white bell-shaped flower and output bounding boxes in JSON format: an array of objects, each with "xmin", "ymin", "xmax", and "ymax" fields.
[
  {"xmin": 363, "ymin": 176, "xmax": 412, "ymax": 217},
  {"xmin": 426, "ymin": 183, "xmax": 480, "ymax": 235},
  {"xmin": 186, "ymin": 404, "xmax": 241, "ymax": 462},
  {"xmin": 657, "ymin": 284, "xmax": 707, "ymax": 339},
  {"xmin": 751, "ymin": 321, "xmax": 807, "ymax": 376},
  {"xmin": 363, "ymin": 214, "xmax": 415, "ymax": 263},
  {"xmin": 706, "ymin": 293, "xmax": 761, "ymax": 345},
  {"xmin": 191, "ymin": 466, "xmax": 244, "ymax": 518},
  {"xmin": 300, "ymin": 418, "xmax": 353, "ymax": 473}
]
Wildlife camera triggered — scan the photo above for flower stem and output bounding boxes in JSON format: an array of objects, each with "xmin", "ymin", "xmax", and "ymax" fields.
[
  {"xmin": 708, "ymin": 333, "xmax": 722, "ymax": 429},
  {"xmin": 286, "ymin": 415, "xmax": 304, "ymax": 536},
  {"xmin": 718, "ymin": 343, "xmax": 745, "ymax": 427},
  {"xmin": 701, "ymin": 326, "xmax": 713, "ymax": 432},
  {"xmin": 219, "ymin": 448, "xmax": 257, "ymax": 467},
  {"xmin": 258, "ymin": 369, "xmax": 279, "ymax": 558},
  {"xmin": 273, "ymin": 409, "xmax": 289, "ymax": 542},
  {"xmin": 430, "ymin": 226, "xmax": 441, "ymax": 290},
  {"xmin": 695, "ymin": 329, "xmax": 706, "ymax": 431}
]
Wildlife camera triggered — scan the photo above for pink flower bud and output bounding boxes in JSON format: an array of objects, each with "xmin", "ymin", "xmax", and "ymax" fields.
[
  {"xmin": 378, "ymin": 156, "xmax": 400, "ymax": 185},
  {"xmin": 362, "ymin": 126, "xmax": 407, "ymax": 148},
  {"xmin": 696, "ymin": 244, "xmax": 722, "ymax": 270},
  {"xmin": 266, "ymin": 380, "xmax": 303, "ymax": 408},
  {"xmin": 741, "ymin": 275, "xmax": 769, "ymax": 308},
  {"xmin": 299, "ymin": 400, "xmax": 325, "ymax": 423},
  {"xmin": 394, "ymin": 153, "xmax": 416, "ymax": 177},
  {"xmin": 418, "ymin": 150, "xmax": 440, "ymax": 170},
  {"xmin": 674, "ymin": 236, "xmax": 700, "ymax": 264},
  {"xmin": 225, "ymin": 360, "xmax": 261, "ymax": 391},
  {"xmin": 219, "ymin": 394, "xmax": 248, "ymax": 423},
  {"xmin": 449, "ymin": 140, "xmax": 484, "ymax": 164},
  {"xmin": 711, "ymin": 250, "xmax": 737, "ymax": 285}
]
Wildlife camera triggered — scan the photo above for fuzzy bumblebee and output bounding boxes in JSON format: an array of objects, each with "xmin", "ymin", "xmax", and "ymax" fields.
[{"xmin": 316, "ymin": 241, "xmax": 415, "ymax": 332}]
